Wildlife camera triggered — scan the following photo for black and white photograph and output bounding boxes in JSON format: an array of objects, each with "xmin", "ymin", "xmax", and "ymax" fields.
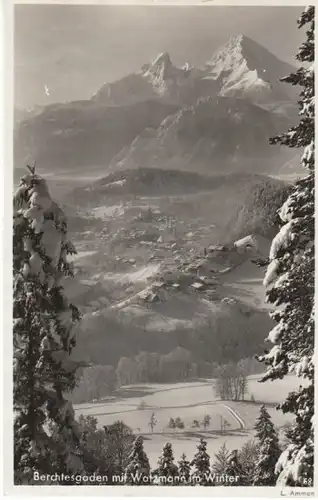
[{"xmin": 4, "ymin": 0, "xmax": 315, "ymax": 494}]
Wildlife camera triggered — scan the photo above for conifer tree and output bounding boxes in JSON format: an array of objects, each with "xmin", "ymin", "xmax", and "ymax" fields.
[
  {"xmin": 125, "ymin": 436, "xmax": 151, "ymax": 485},
  {"xmin": 224, "ymin": 449, "xmax": 247, "ymax": 485},
  {"xmin": 154, "ymin": 442, "xmax": 178, "ymax": 484},
  {"xmin": 259, "ymin": 6, "xmax": 315, "ymax": 487},
  {"xmin": 212, "ymin": 442, "xmax": 231, "ymax": 475},
  {"xmin": 253, "ymin": 405, "xmax": 280, "ymax": 485},
  {"xmin": 238, "ymin": 440, "xmax": 259, "ymax": 486},
  {"xmin": 178, "ymin": 453, "xmax": 191, "ymax": 483},
  {"xmin": 191, "ymin": 438, "xmax": 213, "ymax": 486},
  {"xmin": 13, "ymin": 169, "xmax": 83, "ymax": 484}
]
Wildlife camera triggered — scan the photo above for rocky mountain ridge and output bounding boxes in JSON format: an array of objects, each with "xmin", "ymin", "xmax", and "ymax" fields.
[
  {"xmin": 93, "ymin": 34, "xmax": 297, "ymax": 107},
  {"xmin": 110, "ymin": 95, "xmax": 295, "ymax": 175},
  {"xmin": 14, "ymin": 34, "xmax": 299, "ymax": 175}
]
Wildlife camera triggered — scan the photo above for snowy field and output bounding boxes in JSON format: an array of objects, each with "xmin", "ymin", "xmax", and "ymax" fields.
[
  {"xmin": 102, "ymin": 263, "xmax": 161, "ymax": 285},
  {"xmin": 74, "ymin": 375, "xmax": 301, "ymax": 467},
  {"xmin": 92, "ymin": 204, "xmax": 125, "ymax": 218},
  {"xmin": 69, "ymin": 250, "xmax": 97, "ymax": 261},
  {"xmin": 218, "ymin": 260, "xmax": 270, "ymax": 310}
]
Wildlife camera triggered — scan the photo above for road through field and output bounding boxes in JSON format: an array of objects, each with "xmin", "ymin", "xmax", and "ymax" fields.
[
  {"xmin": 75, "ymin": 380, "xmax": 247, "ymax": 432},
  {"xmin": 221, "ymin": 404, "xmax": 246, "ymax": 429}
]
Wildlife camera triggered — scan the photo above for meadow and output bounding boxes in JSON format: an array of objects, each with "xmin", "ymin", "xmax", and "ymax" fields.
[{"xmin": 74, "ymin": 374, "xmax": 301, "ymax": 467}]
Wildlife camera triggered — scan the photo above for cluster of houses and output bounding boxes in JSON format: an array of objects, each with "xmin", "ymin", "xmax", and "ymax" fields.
[{"xmin": 137, "ymin": 233, "xmax": 263, "ymax": 306}]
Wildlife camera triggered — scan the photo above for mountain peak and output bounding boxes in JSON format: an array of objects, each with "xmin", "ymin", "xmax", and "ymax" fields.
[
  {"xmin": 203, "ymin": 33, "xmax": 297, "ymax": 103},
  {"xmin": 207, "ymin": 33, "xmax": 260, "ymax": 63},
  {"xmin": 144, "ymin": 52, "xmax": 174, "ymax": 80},
  {"xmin": 152, "ymin": 51, "xmax": 172, "ymax": 65},
  {"xmin": 141, "ymin": 51, "xmax": 193, "ymax": 98},
  {"xmin": 227, "ymin": 33, "xmax": 245, "ymax": 46}
]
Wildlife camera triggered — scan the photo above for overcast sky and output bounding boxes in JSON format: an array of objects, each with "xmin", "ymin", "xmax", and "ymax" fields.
[{"xmin": 14, "ymin": 5, "xmax": 304, "ymax": 109}]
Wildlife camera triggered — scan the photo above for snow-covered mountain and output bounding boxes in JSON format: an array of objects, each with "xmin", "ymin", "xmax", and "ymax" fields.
[
  {"xmin": 14, "ymin": 34, "xmax": 299, "ymax": 174},
  {"xmin": 142, "ymin": 52, "xmax": 190, "ymax": 94},
  {"xmin": 92, "ymin": 51, "xmax": 210, "ymax": 106},
  {"xmin": 93, "ymin": 34, "xmax": 297, "ymax": 107},
  {"xmin": 203, "ymin": 34, "xmax": 298, "ymax": 104}
]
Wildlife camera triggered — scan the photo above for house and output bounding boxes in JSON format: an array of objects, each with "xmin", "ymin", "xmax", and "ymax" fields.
[
  {"xmin": 208, "ymin": 244, "xmax": 226, "ymax": 253},
  {"xmin": 218, "ymin": 267, "xmax": 232, "ymax": 274},
  {"xmin": 198, "ymin": 275, "xmax": 218, "ymax": 286},
  {"xmin": 191, "ymin": 282, "xmax": 205, "ymax": 291},
  {"xmin": 222, "ymin": 297, "xmax": 237, "ymax": 305},
  {"xmin": 234, "ymin": 235, "xmax": 258, "ymax": 254}
]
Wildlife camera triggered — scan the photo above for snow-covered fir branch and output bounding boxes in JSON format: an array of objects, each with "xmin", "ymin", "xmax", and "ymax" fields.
[
  {"xmin": 259, "ymin": 6, "xmax": 315, "ymax": 487},
  {"xmin": 13, "ymin": 170, "xmax": 83, "ymax": 484}
]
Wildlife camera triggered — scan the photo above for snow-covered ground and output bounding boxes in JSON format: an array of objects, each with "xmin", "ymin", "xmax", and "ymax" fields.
[
  {"xmin": 92, "ymin": 204, "xmax": 125, "ymax": 218},
  {"xmin": 218, "ymin": 259, "xmax": 269, "ymax": 309},
  {"xmin": 121, "ymin": 263, "xmax": 161, "ymax": 283},
  {"xmin": 69, "ymin": 250, "xmax": 97, "ymax": 261},
  {"xmin": 145, "ymin": 316, "xmax": 194, "ymax": 332},
  {"xmin": 74, "ymin": 375, "xmax": 300, "ymax": 467},
  {"xmin": 94, "ymin": 264, "xmax": 161, "ymax": 285}
]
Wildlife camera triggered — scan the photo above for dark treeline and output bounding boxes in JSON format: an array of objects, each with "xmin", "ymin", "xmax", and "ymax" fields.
[
  {"xmin": 71, "ymin": 353, "xmax": 262, "ymax": 404},
  {"xmin": 74, "ymin": 311, "xmax": 271, "ymax": 368}
]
